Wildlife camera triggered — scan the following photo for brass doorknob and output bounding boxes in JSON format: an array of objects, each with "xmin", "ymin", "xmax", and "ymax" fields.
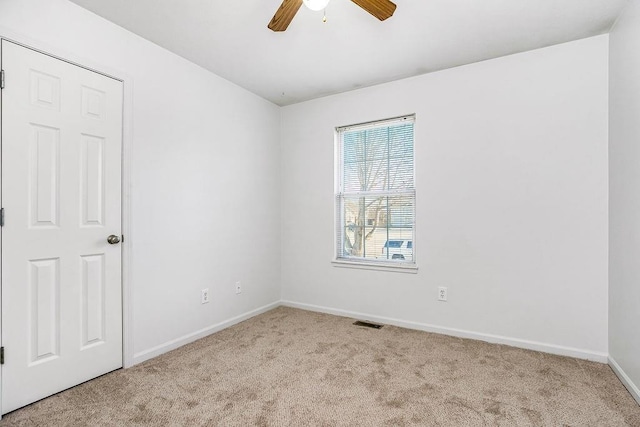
[{"xmin": 107, "ymin": 235, "xmax": 121, "ymax": 245}]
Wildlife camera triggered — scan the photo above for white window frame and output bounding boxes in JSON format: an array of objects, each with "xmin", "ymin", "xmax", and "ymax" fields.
[{"xmin": 333, "ymin": 115, "xmax": 418, "ymax": 273}]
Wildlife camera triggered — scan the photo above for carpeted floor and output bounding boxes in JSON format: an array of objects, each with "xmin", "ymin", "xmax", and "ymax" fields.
[{"xmin": 2, "ymin": 306, "xmax": 640, "ymax": 426}]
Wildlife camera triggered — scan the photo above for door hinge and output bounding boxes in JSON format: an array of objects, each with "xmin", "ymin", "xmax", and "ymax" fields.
[
  {"xmin": 0, "ymin": 70, "xmax": 4, "ymax": 89},
  {"xmin": 0, "ymin": 208, "xmax": 4, "ymax": 227},
  {"xmin": 1, "ymin": 347, "xmax": 5, "ymax": 365}
]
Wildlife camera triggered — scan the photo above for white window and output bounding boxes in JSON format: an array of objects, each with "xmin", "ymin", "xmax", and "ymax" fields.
[{"xmin": 335, "ymin": 115, "xmax": 416, "ymax": 266}]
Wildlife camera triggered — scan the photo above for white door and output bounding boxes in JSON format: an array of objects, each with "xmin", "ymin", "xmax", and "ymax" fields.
[{"xmin": 1, "ymin": 40, "xmax": 123, "ymax": 414}]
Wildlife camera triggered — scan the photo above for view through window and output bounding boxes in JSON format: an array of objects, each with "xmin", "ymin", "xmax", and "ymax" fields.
[{"xmin": 335, "ymin": 115, "xmax": 415, "ymax": 264}]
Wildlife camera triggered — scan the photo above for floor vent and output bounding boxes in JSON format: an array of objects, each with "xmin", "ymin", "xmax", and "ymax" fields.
[{"xmin": 353, "ymin": 320, "xmax": 383, "ymax": 329}]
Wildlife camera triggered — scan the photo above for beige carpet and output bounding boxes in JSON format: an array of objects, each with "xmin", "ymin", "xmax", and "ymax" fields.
[{"xmin": 2, "ymin": 306, "xmax": 639, "ymax": 426}]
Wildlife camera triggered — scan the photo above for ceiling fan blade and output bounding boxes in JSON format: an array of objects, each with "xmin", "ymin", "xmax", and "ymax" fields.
[
  {"xmin": 351, "ymin": 0, "xmax": 397, "ymax": 21},
  {"xmin": 268, "ymin": 0, "xmax": 303, "ymax": 32}
]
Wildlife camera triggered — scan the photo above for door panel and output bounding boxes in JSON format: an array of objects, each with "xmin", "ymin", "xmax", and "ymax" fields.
[{"xmin": 1, "ymin": 40, "xmax": 123, "ymax": 414}]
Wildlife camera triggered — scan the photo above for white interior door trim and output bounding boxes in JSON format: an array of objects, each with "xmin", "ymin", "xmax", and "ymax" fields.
[{"xmin": 0, "ymin": 29, "xmax": 135, "ymax": 373}]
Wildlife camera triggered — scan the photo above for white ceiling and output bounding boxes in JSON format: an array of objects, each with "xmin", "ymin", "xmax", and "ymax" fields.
[{"xmin": 68, "ymin": 0, "xmax": 627, "ymax": 106}]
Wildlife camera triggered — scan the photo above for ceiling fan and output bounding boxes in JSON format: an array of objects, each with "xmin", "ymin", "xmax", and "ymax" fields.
[{"xmin": 268, "ymin": 0, "xmax": 397, "ymax": 32}]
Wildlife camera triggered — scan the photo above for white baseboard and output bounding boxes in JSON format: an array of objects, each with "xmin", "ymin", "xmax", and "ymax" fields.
[
  {"xmin": 280, "ymin": 300, "xmax": 609, "ymax": 363},
  {"xmin": 130, "ymin": 299, "xmax": 610, "ymax": 367},
  {"xmin": 609, "ymin": 356, "xmax": 640, "ymax": 405},
  {"xmin": 132, "ymin": 301, "xmax": 280, "ymax": 365}
]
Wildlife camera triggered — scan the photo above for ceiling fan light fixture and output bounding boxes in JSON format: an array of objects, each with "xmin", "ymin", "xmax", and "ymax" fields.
[
  {"xmin": 268, "ymin": 0, "xmax": 396, "ymax": 32},
  {"xmin": 303, "ymin": 0, "xmax": 330, "ymax": 11}
]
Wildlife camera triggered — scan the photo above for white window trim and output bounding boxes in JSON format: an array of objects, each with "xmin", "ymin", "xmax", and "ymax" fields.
[
  {"xmin": 333, "ymin": 114, "xmax": 417, "ymax": 270},
  {"xmin": 331, "ymin": 259, "xmax": 419, "ymax": 273}
]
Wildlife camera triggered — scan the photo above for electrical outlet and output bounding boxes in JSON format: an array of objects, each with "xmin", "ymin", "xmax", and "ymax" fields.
[
  {"xmin": 438, "ymin": 287, "xmax": 448, "ymax": 302},
  {"xmin": 201, "ymin": 288, "xmax": 210, "ymax": 304},
  {"xmin": 235, "ymin": 281, "xmax": 242, "ymax": 294}
]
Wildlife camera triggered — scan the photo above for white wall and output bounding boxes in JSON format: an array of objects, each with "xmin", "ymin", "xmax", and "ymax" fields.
[
  {"xmin": 609, "ymin": 0, "xmax": 640, "ymax": 403},
  {"xmin": 281, "ymin": 36, "xmax": 609, "ymax": 360},
  {"xmin": 0, "ymin": 0, "xmax": 282, "ymax": 363}
]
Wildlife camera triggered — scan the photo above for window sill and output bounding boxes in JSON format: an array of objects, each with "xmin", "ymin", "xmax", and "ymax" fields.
[{"xmin": 331, "ymin": 259, "xmax": 418, "ymax": 274}]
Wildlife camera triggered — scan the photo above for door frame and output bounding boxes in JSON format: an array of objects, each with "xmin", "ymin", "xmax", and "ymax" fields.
[{"xmin": 0, "ymin": 29, "xmax": 135, "ymax": 413}]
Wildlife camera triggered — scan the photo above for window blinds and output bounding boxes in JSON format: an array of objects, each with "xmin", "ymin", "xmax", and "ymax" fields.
[{"xmin": 335, "ymin": 115, "xmax": 415, "ymax": 263}]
